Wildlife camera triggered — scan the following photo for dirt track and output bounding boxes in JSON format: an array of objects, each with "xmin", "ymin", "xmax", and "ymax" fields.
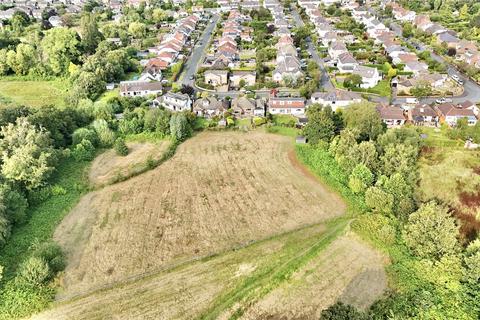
[{"xmin": 54, "ymin": 131, "xmax": 346, "ymax": 297}]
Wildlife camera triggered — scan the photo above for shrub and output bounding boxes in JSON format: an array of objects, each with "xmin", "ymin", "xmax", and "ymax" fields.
[
  {"xmin": 72, "ymin": 139, "xmax": 95, "ymax": 161},
  {"xmin": 352, "ymin": 214, "xmax": 396, "ymax": 247},
  {"xmin": 72, "ymin": 127, "xmax": 98, "ymax": 146},
  {"xmin": 348, "ymin": 164, "xmax": 374, "ymax": 194},
  {"xmin": 0, "ymin": 212, "xmax": 11, "ymax": 248},
  {"xmin": 365, "ymin": 186, "xmax": 393, "ymax": 215},
  {"xmin": 320, "ymin": 301, "xmax": 367, "ymax": 320},
  {"xmin": 17, "ymin": 256, "xmax": 50, "ymax": 286},
  {"xmin": 92, "ymin": 119, "xmax": 115, "ymax": 147},
  {"xmin": 32, "ymin": 241, "xmax": 66, "ymax": 274},
  {"xmin": 114, "ymin": 138, "xmax": 128, "ymax": 156}
]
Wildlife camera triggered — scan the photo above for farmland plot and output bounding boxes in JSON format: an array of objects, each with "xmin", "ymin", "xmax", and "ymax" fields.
[{"xmin": 54, "ymin": 131, "xmax": 346, "ymax": 298}]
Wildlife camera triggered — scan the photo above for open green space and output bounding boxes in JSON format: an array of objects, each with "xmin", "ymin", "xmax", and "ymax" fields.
[{"xmin": 0, "ymin": 79, "xmax": 69, "ymax": 107}]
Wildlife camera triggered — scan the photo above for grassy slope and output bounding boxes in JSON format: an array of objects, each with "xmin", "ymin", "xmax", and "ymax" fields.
[
  {"xmin": 0, "ymin": 79, "xmax": 69, "ymax": 107},
  {"xmin": 0, "ymin": 157, "xmax": 91, "ymax": 319}
]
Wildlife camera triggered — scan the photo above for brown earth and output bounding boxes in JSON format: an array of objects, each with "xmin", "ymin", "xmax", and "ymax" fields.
[
  {"xmin": 54, "ymin": 131, "xmax": 346, "ymax": 299},
  {"xmin": 88, "ymin": 141, "xmax": 171, "ymax": 187}
]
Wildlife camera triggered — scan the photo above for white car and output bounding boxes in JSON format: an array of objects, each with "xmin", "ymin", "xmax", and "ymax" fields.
[
  {"xmin": 436, "ymin": 97, "xmax": 446, "ymax": 104},
  {"xmin": 451, "ymin": 74, "xmax": 460, "ymax": 81}
]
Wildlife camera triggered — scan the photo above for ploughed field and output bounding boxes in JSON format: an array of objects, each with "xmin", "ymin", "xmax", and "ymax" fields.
[{"xmin": 54, "ymin": 131, "xmax": 346, "ymax": 297}]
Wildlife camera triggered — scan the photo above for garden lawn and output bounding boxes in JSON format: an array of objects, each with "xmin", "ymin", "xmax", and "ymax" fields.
[{"xmin": 0, "ymin": 79, "xmax": 69, "ymax": 107}]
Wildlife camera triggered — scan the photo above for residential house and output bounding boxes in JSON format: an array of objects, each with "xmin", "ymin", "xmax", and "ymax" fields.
[
  {"xmin": 231, "ymin": 96, "xmax": 256, "ymax": 118},
  {"xmin": 193, "ymin": 97, "xmax": 228, "ymax": 118},
  {"xmin": 230, "ymin": 70, "xmax": 256, "ymax": 88},
  {"xmin": 328, "ymin": 41, "xmax": 348, "ymax": 60},
  {"xmin": 311, "ymin": 90, "xmax": 362, "ymax": 111},
  {"xmin": 204, "ymin": 70, "xmax": 229, "ymax": 87},
  {"xmin": 352, "ymin": 65, "xmax": 382, "ymax": 89},
  {"xmin": 336, "ymin": 52, "xmax": 358, "ymax": 73},
  {"xmin": 436, "ymin": 103, "xmax": 478, "ymax": 126},
  {"xmin": 119, "ymin": 81, "xmax": 163, "ymax": 97},
  {"xmin": 268, "ymin": 96, "xmax": 306, "ymax": 116},
  {"xmin": 159, "ymin": 92, "xmax": 192, "ymax": 112},
  {"xmin": 273, "ymin": 55, "xmax": 304, "ymax": 84},
  {"xmin": 376, "ymin": 104, "xmax": 406, "ymax": 127},
  {"xmin": 409, "ymin": 104, "xmax": 438, "ymax": 126}
]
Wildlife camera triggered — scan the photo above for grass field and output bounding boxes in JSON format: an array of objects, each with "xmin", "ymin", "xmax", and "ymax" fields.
[
  {"xmin": 0, "ymin": 79, "xmax": 69, "ymax": 107},
  {"xmin": 88, "ymin": 140, "xmax": 171, "ymax": 187},
  {"xmin": 28, "ymin": 131, "xmax": 387, "ymax": 319},
  {"xmin": 54, "ymin": 131, "xmax": 346, "ymax": 297}
]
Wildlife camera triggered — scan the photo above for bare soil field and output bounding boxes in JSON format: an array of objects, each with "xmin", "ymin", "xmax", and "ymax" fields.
[
  {"xmin": 238, "ymin": 232, "xmax": 387, "ymax": 320},
  {"xmin": 88, "ymin": 141, "xmax": 171, "ymax": 187},
  {"xmin": 54, "ymin": 131, "xmax": 346, "ymax": 298}
]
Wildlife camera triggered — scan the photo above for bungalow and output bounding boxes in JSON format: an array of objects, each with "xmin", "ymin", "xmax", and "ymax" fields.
[
  {"xmin": 404, "ymin": 61, "xmax": 429, "ymax": 75},
  {"xmin": 311, "ymin": 90, "xmax": 362, "ymax": 111},
  {"xmin": 409, "ymin": 104, "xmax": 438, "ymax": 126},
  {"xmin": 159, "ymin": 92, "xmax": 192, "ymax": 112},
  {"xmin": 352, "ymin": 65, "xmax": 382, "ymax": 89},
  {"xmin": 437, "ymin": 32, "xmax": 460, "ymax": 48},
  {"xmin": 436, "ymin": 103, "xmax": 478, "ymax": 126},
  {"xmin": 273, "ymin": 55, "xmax": 303, "ymax": 84},
  {"xmin": 230, "ymin": 70, "xmax": 256, "ymax": 88},
  {"xmin": 458, "ymin": 100, "xmax": 479, "ymax": 116},
  {"xmin": 119, "ymin": 81, "xmax": 163, "ymax": 97},
  {"xmin": 204, "ymin": 70, "xmax": 229, "ymax": 87},
  {"xmin": 268, "ymin": 97, "xmax": 306, "ymax": 116},
  {"xmin": 231, "ymin": 96, "xmax": 256, "ymax": 118},
  {"xmin": 193, "ymin": 97, "xmax": 228, "ymax": 118},
  {"xmin": 376, "ymin": 104, "xmax": 406, "ymax": 127}
]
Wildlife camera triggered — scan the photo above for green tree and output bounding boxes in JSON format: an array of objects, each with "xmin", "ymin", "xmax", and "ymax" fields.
[
  {"xmin": 0, "ymin": 49, "xmax": 9, "ymax": 75},
  {"xmin": 17, "ymin": 256, "xmax": 50, "ymax": 285},
  {"xmin": 0, "ymin": 117, "xmax": 54, "ymax": 190},
  {"xmin": 80, "ymin": 13, "xmax": 103, "ymax": 54},
  {"xmin": 72, "ymin": 127, "xmax": 98, "ymax": 146},
  {"xmin": 411, "ymin": 81, "xmax": 432, "ymax": 102},
  {"xmin": 0, "ymin": 184, "xmax": 28, "ymax": 224},
  {"xmin": 41, "ymin": 28, "xmax": 80, "ymax": 75},
  {"xmin": 302, "ymin": 104, "xmax": 337, "ymax": 144},
  {"xmin": 343, "ymin": 102, "xmax": 385, "ymax": 141},
  {"xmin": 128, "ymin": 22, "xmax": 146, "ymax": 38},
  {"xmin": 169, "ymin": 112, "xmax": 191, "ymax": 141},
  {"xmin": 343, "ymin": 74, "xmax": 362, "ymax": 88},
  {"xmin": 348, "ymin": 164, "xmax": 374, "ymax": 194},
  {"xmin": 365, "ymin": 186, "xmax": 394, "ymax": 215},
  {"xmin": 7, "ymin": 44, "xmax": 36, "ymax": 75},
  {"xmin": 114, "ymin": 137, "xmax": 128, "ymax": 156},
  {"xmin": 0, "ymin": 197, "xmax": 11, "ymax": 247},
  {"xmin": 403, "ymin": 202, "xmax": 459, "ymax": 260}
]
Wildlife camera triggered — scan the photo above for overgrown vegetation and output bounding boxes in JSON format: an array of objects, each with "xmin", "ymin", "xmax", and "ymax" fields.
[{"xmin": 297, "ymin": 102, "xmax": 480, "ymax": 319}]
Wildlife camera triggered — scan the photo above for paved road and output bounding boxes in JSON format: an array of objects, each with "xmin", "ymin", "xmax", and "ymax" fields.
[
  {"xmin": 290, "ymin": 6, "xmax": 334, "ymax": 91},
  {"xmin": 181, "ymin": 14, "xmax": 220, "ymax": 87},
  {"xmin": 381, "ymin": 18, "xmax": 480, "ymax": 104}
]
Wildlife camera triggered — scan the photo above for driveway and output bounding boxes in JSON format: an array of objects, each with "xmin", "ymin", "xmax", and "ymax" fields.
[{"xmin": 181, "ymin": 14, "xmax": 220, "ymax": 87}]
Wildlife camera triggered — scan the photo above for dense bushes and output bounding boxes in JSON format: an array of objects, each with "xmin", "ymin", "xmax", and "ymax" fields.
[{"xmin": 298, "ymin": 102, "xmax": 479, "ymax": 318}]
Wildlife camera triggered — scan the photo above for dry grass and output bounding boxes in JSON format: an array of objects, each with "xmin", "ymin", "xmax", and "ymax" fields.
[
  {"xmin": 88, "ymin": 141, "xmax": 171, "ymax": 187},
  {"xmin": 238, "ymin": 232, "xmax": 387, "ymax": 320},
  {"xmin": 53, "ymin": 131, "xmax": 346, "ymax": 299}
]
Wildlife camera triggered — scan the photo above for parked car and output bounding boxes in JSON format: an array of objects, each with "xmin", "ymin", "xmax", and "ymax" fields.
[
  {"xmin": 406, "ymin": 97, "xmax": 419, "ymax": 104},
  {"xmin": 436, "ymin": 97, "xmax": 446, "ymax": 104},
  {"xmin": 451, "ymin": 74, "xmax": 460, "ymax": 81}
]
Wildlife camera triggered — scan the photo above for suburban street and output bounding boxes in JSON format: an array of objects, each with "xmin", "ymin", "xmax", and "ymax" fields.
[
  {"xmin": 181, "ymin": 14, "xmax": 220, "ymax": 87},
  {"xmin": 381, "ymin": 18, "xmax": 480, "ymax": 104},
  {"xmin": 290, "ymin": 5, "xmax": 334, "ymax": 91}
]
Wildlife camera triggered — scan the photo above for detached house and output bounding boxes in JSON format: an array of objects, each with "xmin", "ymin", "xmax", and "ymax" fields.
[
  {"xmin": 311, "ymin": 90, "xmax": 362, "ymax": 111},
  {"xmin": 328, "ymin": 41, "xmax": 348, "ymax": 60},
  {"xmin": 204, "ymin": 70, "xmax": 229, "ymax": 87},
  {"xmin": 336, "ymin": 52, "xmax": 358, "ymax": 73},
  {"xmin": 436, "ymin": 103, "xmax": 478, "ymax": 126},
  {"xmin": 352, "ymin": 65, "xmax": 382, "ymax": 89},
  {"xmin": 193, "ymin": 97, "xmax": 228, "ymax": 118},
  {"xmin": 230, "ymin": 71, "xmax": 256, "ymax": 88},
  {"xmin": 119, "ymin": 81, "xmax": 163, "ymax": 97},
  {"xmin": 409, "ymin": 104, "xmax": 438, "ymax": 126},
  {"xmin": 268, "ymin": 96, "xmax": 306, "ymax": 116},
  {"xmin": 158, "ymin": 92, "xmax": 192, "ymax": 112},
  {"xmin": 376, "ymin": 104, "xmax": 406, "ymax": 127}
]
